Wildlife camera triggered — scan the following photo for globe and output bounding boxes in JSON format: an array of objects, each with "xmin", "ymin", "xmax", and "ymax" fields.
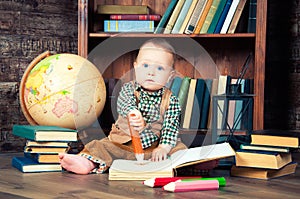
[{"xmin": 19, "ymin": 51, "xmax": 106, "ymax": 129}]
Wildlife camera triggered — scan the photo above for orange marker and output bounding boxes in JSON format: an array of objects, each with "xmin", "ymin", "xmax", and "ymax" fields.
[{"xmin": 127, "ymin": 113, "xmax": 144, "ymax": 162}]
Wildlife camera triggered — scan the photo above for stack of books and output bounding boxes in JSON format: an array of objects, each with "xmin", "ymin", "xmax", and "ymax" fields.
[
  {"xmin": 97, "ymin": 5, "xmax": 161, "ymax": 33},
  {"xmin": 231, "ymin": 130, "xmax": 299, "ymax": 180},
  {"xmin": 11, "ymin": 125, "xmax": 78, "ymax": 173}
]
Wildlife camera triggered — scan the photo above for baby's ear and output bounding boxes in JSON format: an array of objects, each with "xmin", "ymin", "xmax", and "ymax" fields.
[{"xmin": 133, "ymin": 61, "xmax": 138, "ymax": 68}]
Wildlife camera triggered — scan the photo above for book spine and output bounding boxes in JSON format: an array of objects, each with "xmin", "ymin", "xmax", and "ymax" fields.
[
  {"xmin": 189, "ymin": 79, "xmax": 205, "ymax": 129},
  {"xmin": 227, "ymin": 0, "xmax": 247, "ymax": 33},
  {"xmin": 220, "ymin": 0, "xmax": 240, "ymax": 33},
  {"xmin": 247, "ymin": 0, "xmax": 257, "ymax": 33},
  {"xmin": 214, "ymin": 0, "xmax": 233, "ymax": 33},
  {"xmin": 109, "ymin": 14, "xmax": 161, "ymax": 21},
  {"xmin": 207, "ymin": 0, "xmax": 228, "ymax": 34},
  {"xmin": 97, "ymin": 5, "xmax": 149, "ymax": 14},
  {"xmin": 178, "ymin": 0, "xmax": 199, "ymax": 34},
  {"xmin": 194, "ymin": 0, "xmax": 214, "ymax": 34},
  {"xmin": 199, "ymin": 79, "xmax": 213, "ymax": 129},
  {"xmin": 200, "ymin": 0, "xmax": 222, "ymax": 33},
  {"xmin": 104, "ymin": 20, "xmax": 154, "ymax": 32},
  {"xmin": 164, "ymin": 0, "xmax": 186, "ymax": 34},
  {"xmin": 154, "ymin": 0, "xmax": 178, "ymax": 34},
  {"xmin": 185, "ymin": 0, "xmax": 208, "ymax": 34},
  {"xmin": 172, "ymin": 0, "xmax": 194, "ymax": 34}
]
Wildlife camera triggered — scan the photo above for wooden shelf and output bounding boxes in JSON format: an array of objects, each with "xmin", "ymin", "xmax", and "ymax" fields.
[{"xmin": 89, "ymin": 33, "xmax": 256, "ymax": 38}]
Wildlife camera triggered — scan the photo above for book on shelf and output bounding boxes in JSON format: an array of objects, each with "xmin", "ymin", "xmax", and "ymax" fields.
[
  {"xmin": 216, "ymin": 75, "xmax": 231, "ymax": 129},
  {"xmin": 109, "ymin": 142, "xmax": 235, "ymax": 180},
  {"xmin": 109, "ymin": 14, "xmax": 161, "ymax": 21},
  {"xmin": 193, "ymin": 0, "xmax": 214, "ymax": 34},
  {"xmin": 182, "ymin": 78, "xmax": 197, "ymax": 129},
  {"xmin": 154, "ymin": 0, "xmax": 178, "ymax": 34},
  {"xmin": 235, "ymin": 149, "xmax": 292, "ymax": 169},
  {"xmin": 185, "ymin": 0, "xmax": 208, "ymax": 34},
  {"xmin": 247, "ymin": 0, "xmax": 256, "ymax": 33},
  {"xmin": 103, "ymin": 20, "xmax": 154, "ymax": 32},
  {"xmin": 206, "ymin": 0, "xmax": 227, "ymax": 34},
  {"xmin": 200, "ymin": 79, "xmax": 213, "ymax": 129},
  {"xmin": 227, "ymin": 0, "xmax": 247, "ymax": 33},
  {"xmin": 164, "ymin": 0, "xmax": 186, "ymax": 34},
  {"xmin": 219, "ymin": 0, "xmax": 240, "ymax": 33},
  {"xmin": 231, "ymin": 162, "xmax": 298, "ymax": 180},
  {"xmin": 250, "ymin": 129, "xmax": 300, "ymax": 148},
  {"xmin": 200, "ymin": 0, "xmax": 223, "ymax": 33},
  {"xmin": 170, "ymin": 76, "xmax": 183, "ymax": 96},
  {"xmin": 12, "ymin": 156, "xmax": 62, "ymax": 173},
  {"xmin": 177, "ymin": 76, "xmax": 191, "ymax": 110},
  {"xmin": 97, "ymin": 5, "xmax": 150, "ymax": 14},
  {"xmin": 189, "ymin": 78, "xmax": 205, "ymax": 129},
  {"xmin": 214, "ymin": 0, "xmax": 233, "ymax": 33},
  {"xmin": 12, "ymin": 125, "xmax": 78, "ymax": 142},
  {"xmin": 240, "ymin": 144, "xmax": 290, "ymax": 153},
  {"xmin": 24, "ymin": 152, "xmax": 60, "ymax": 163},
  {"xmin": 171, "ymin": 0, "xmax": 198, "ymax": 34}
]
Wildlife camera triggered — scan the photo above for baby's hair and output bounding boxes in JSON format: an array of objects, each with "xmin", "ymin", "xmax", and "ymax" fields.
[{"xmin": 138, "ymin": 38, "xmax": 176, "ymax": 66}]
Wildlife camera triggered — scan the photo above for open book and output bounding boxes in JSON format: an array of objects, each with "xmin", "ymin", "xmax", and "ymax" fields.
[{"xmin": 109, "ymin": 142, "xmax": 235, "ymax": 180}]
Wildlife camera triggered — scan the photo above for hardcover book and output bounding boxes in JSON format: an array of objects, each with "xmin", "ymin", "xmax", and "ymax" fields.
[
  {"xmin": 104, "ymin": 20, "xmax": 154, "ymax": 32},
  {"xmin": 109, "ymin": 142, "xmax": 235, "ymax": 180},
  {"xmin": 24, "ymin": 152, "xmax": 60, "ymax": 163},
  {"xmin": 250, "ymin": 130, "xmax": 300, "ymax": 148},
  {"xmin": 214, "ymin": 0, "xmax": 233, "ymax": 33},
  {"xmin": 164, "ymin": 0, "xmax": 186, "ymax": 34},
  {"xmin": 235, "ymin": 149, "xmax": 292, "ymax": 169},
  {"xmin": 189, "ymin": 78, "xmax": 205, "ymax": 129},
  {"xmin": 185, "ymin": 0, "xmax": 208, "ymax": 34},
  {"xmin": 194, "ymin": 0, "xmax": 214, "ymax": 34},
  {"xmin": 240, "ymin": 144, "xmax": 290, "ymax": 153},
  {"xmin": 200, "ymin": 0, "xmax": 222, "ymax": 33},
  {"xmin": 154, "ymin": 0, "xmax": 178, "ymax": 34},
  {"xmin": 12, "ymin": 125, "xmax": 78, "ymax": 142},
  {"xmin": 25, "ymin": 140, "xmax": 69, "ymax": 147},
  {"xmin": 97, "ymin": 5, "xmax": 150, "ymax": 14},
  {"xmin": 206, "ymin": 0, "xmax": 228, "ymax": 33},
  {"xmin": 227, "ymin": 0, "xmax": 247, "ymax": 33},
  {"xmin": 109, "ymin": 14, "xmax": 161, "ymax": 21},
  {"xmin": 220, "ymin": 0, "xmax": 240, "ymax": 33},
  {"xmin": 12, "ymin": 156, "xmax": 62, "ymax": 173},
  {"xmin": 24, "ymin": 146, "xmax": 69, "ymax": 154},
  {"xmin": 231, "ymin": 162, "xmax": 298, "ymax": 180}
]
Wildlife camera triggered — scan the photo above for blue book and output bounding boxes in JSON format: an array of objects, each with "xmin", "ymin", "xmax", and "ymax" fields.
[
  {"xmin": 12, "ymin": 156, "xmax": 62, "ymax": 173},
  {"xmin": 154, "ymin": 0, "xmax": 179, "ymax": 33},
  {"xmin": 12, "ymin": 125, "xmax": 78, "ymax": 141},
  {"xmin": 214, "ymin": 0, "xmax": 233, "ymax": 33},
  {"xmin": 170, "ymin": 76, "xmax": 183, "ymax": 96},
  {"xmin": 189, "ymin": 79, "xmax": 205, "ymax": 129},
  {"xmin": 207, "ymin": 0, "xmax": 227, "ymax": 33},
  {"xmin": 104, "ymin": 20, "xmax": 154, "ymax": 32},
  {"xmin": 247, "ymin": 0, "xmax": 257, "ymax": 33}
]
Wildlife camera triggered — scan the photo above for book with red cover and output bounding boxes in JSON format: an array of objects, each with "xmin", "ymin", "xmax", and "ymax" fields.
[{"xmin": 110, "ymin": 14, "xmax": 161, "ymax": 21}]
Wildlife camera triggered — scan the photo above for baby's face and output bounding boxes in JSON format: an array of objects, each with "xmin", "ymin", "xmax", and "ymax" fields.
[{"xmin": 134, "ymin": 46, "xmax": 174, "ymax": 91}]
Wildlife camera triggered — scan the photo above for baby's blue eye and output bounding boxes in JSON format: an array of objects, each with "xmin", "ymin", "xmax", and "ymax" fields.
[
  {"xmin": 157, "ymin": 66, "xmax": 164, "ymax": 71},
  {"xmin": 142, "ymin": 63, "xmax": 149, "ymax": 68}
]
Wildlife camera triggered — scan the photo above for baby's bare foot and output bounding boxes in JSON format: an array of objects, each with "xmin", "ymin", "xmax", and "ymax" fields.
[{"xmin": 59, "ymin": 153, "xmax": 96, "ymax": 175}]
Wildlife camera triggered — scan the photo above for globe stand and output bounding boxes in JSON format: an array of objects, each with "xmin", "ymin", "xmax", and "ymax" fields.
[{"xmin": 19, "ymin": 51, "xmax": 51, "ymax": 125}]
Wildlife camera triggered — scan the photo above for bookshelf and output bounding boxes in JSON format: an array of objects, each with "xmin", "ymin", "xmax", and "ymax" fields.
[{"xmin": 78, "ymin": 0, "xmax": 267, "ymax": 131}]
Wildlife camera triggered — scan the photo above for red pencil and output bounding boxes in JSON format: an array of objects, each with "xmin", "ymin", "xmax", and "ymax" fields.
[
  {"xmin": 142, "ymin": 176, "xmax": 202, "ymax": 187},
  {"xmin": 162, "ymin": 180, "xmax": 219, "ymax": 192}
]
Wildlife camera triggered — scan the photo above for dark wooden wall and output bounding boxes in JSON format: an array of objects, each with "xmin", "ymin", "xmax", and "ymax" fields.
[
  {"xmin": 0, "ymin": 0, "xmax": 299, "ymax": 152},
  {"xmin": 0, "ymin": 0, "xmax": 78, "ymax": 151}
]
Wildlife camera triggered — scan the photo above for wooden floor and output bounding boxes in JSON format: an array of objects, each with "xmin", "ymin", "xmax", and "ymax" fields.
[{"xmin": 1, "ymin": 152, "xmax": 300, "ymax": 199}]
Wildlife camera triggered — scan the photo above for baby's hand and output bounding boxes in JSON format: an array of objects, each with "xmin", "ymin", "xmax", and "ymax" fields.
[
  {"xmin": 128, "ymin": 109, "xmax": 145, "ymax": 131},
  {"xmin": 151, "ymin": 144, "xmax": 172, "ymax": 162}
]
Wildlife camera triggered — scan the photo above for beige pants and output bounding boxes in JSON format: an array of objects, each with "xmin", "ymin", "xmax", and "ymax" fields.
[{"xmin": 80, "ymin": 137, "xmax": 187, "ymax": 167}]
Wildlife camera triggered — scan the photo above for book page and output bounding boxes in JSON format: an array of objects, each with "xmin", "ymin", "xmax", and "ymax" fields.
[{"xmin": 169, "ymin": 142, "xmax": 235, "ymax": 168}]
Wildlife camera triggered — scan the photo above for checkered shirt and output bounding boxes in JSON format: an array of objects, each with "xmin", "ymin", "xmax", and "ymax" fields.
[{"xmin": 117, "ymin": 81, "xmax": 181, "ymax": 148}]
